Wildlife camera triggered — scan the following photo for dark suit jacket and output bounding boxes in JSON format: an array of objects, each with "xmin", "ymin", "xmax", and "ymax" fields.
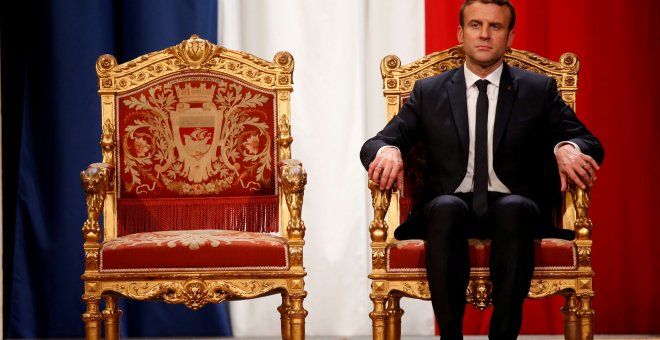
[{"xmin": 360, "ymin": 63, "xmax": 604, "ymax": 240}]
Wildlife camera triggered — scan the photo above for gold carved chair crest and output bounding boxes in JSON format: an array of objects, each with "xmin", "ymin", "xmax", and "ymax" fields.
[
  {"xmin": 368, "ymin": 46, "xmax": 595, "ymax": 340},
  {"xmin": 81, "ymin": 35, "xmax": 308, "ymax": 339}
]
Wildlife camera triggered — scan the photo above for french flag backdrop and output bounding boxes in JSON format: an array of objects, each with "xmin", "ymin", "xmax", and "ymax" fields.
[{"xmin": 2, "ymin": 0, "xmax": 658, "ymax": 338}]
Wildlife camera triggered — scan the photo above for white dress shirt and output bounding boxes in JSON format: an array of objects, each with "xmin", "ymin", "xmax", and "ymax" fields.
[{"xmin": 455, "ymin": 64, "xmax": 510, "ymax": 194}]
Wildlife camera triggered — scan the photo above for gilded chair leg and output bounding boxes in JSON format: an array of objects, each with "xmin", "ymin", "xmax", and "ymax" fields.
[
  {"xmin": 82, "ymin": 296, "xmax": 102, "ymax": 340},
  {"xmin": 102, "ymin": 296, "xmax": 122, "ymax": 340},
  {"xmin": 288, "ymin": 291, "xmax": 307, "ymax": 340},
  {"xmin": 577, "ymin": 294, "xmax": 595, "ymax": 340},
  {"xmin": 561, "ymin": 293, "xmax": 579, "ymax": 340},
  {"xmin": 278, "ymin": 293, "xmax": 293, "ymax": 340},
  {"xmin": 386, "ymin": 295, "xmax": 404, "ymax": 340},
  {"xmin": 370, "ymin": 293, "xmax": 388, "ymax": 340}
]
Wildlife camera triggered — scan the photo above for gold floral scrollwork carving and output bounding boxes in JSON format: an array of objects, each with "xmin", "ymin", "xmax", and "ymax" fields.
[
  {"xmin": 277, "ymin": 114, "xmax": 293, "ymax": 159},
  {"xmin": 386, "ymin": 56, "xmax": 400, "ymax": 69},
  {"xmin": 560, "ymin": 52, "xmax": 579, "ymax": 68},
  {"xmin": 401, "ymin": 79, "xmax": 414, "ymax": 92},
  {"xmin": 84, "ymin": 250, "xmax": 99, "ymax": 271},
  {"xmin": 570, "ymin": 185, "xmax": 592, "ymax": 240},
  {"xmin": 172, "ymin": 35, "xmax": 220, "ymax": 69},
  {"xmin": 387, "ymin": 79, "xmax": 397, "ymax": 89},
  {"xmin": 506, "ymin": 50, "xmax": 554, "ymax": 67},
  {"xmin": 529, "ymin": 279, "xmax": 551, "ymax": 296},
  {"xmin": 280, "ymin": 160, "xmax": 307, "ymax": 240},
  {"xmin": 274, "ymin": 51, "xmax": 294, "ymax": 71},
  {"xmin": 368, "ymin": 180, "xmax": 391, "ymax": 242},
  {"xmin": 101, "ymin": 119, "xmax": 115, "ymax": 165},
  {"xmin": 108, "ymin": 279, "xmax": 276, "ymax": 310},
  {"xmin": 381, "ymin": 55, "xmax": 402, "ymax": 77},
  {"xmin": 565, "ymin": 76, "xmax": 575, "ymax": 87},
  {"xmin": 80, "ymin": 163, "xmax": 112, "ymax": 245},
  {"xmin": 372, "ymin": 248, "xmax": 386, "ymax": 269},
  {"xmin": 528, "ymin": 279, "xmax": 568, "ymax": 298},
  {"xmin": 178, "ymin": 280, "xmax": 225, "ymax": 310},
  {"xmin": 278, "ymin": 92, "xmax": 290, "ymax": 100},
  {"xmin": 401, "ymin": 282, "xmax": 431, "ymax": 299},
  {"xmin": 290, "ymin": 246, "xmax": 303, "ymax": 267},
  {"xmin": 419, "ymin": 70, "xmax": 433, "ymax": 79},
  {"xmin": 466, "ymin": 278, "xmax": 493, "ymax": 310},
  {"xmin": 117, "ymin": 79, "xmax": 129, "ymax": 89},
  {"xmin": 96, "ymin": 54, "xmax": 117, "ymax": 75},
  {"xmin": 578, "ymin": 246, "xmax": 592, "ymax": 267}
]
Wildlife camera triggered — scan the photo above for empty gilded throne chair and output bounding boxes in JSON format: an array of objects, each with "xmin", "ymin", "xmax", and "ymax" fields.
[
  {"xmin": 80, "ymin": 35, "xmax": 308, "ymax": 340},
  {"xmin": 367, "ymin": 47, "xmax": 595, "ymax": 340}
]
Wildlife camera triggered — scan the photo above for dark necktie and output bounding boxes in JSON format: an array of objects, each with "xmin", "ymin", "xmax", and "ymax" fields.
[{"xmin": 473, "ymin": 79, "xmax": 490, "ymax": 216}]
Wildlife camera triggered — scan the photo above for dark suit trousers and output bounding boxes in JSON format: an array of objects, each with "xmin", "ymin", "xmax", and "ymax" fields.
[{"xmin": 423, "ymin": 192, "xmax": 539, "ymax": 340}]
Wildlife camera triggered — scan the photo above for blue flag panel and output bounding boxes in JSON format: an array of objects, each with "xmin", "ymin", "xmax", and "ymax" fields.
[{"xmin": 2, "ymin": 0, "xmax": 232, "ymax": 337}]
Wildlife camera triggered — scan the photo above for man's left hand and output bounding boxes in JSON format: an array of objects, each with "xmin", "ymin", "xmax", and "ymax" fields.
[{"xmin": 555, "ymin": 144, "xmax": 600, "ymax": 191}]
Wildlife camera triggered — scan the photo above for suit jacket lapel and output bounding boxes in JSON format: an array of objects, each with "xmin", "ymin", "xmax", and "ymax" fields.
[
  {"xmin": 493, "ymin": 63, "xmax": 517, "ymax": 154},
  {"xmin": 448, "ymin": 67, "xmax": 469, "ymax": 156}
]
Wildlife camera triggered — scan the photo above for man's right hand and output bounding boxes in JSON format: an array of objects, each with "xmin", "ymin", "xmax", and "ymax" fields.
[{"xmin": 368, "ymin": 147, "xmax": 404, "ymax": 190}]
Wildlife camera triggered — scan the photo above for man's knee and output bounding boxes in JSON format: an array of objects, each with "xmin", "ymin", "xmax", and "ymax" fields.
[
  {"xmin": 425, "ymin": 195, "xmax": 469, "ymax": 215},
  {"xmin": 424, "ymin": 195, "xmax": 469, "ymax": 235},
  {"xmin": 493, "ymin": 195, "xmax": 538, "ymax": 214},
  {"xmin": 491, "ymin": 195, "xmax": 540, "ymax": 234}
]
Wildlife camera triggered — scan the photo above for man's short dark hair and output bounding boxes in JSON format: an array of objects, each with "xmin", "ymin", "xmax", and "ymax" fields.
[{"xmin": 459, "ymin": 0, "xmax": 516, "ymax": 30}]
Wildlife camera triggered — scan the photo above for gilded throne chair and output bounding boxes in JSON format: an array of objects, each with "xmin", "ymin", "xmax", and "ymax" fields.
[
  {"xmin": 80, "ymin": 35, "xmax": 308, "ymax": 340},
  {"xmin": 367, "ymin": 47, "xmax": 595, "ymax": 340}
]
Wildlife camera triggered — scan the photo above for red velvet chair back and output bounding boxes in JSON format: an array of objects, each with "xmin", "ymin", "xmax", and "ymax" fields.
[{"xmin": 115, "ymin": 75, "xmax": 279, "ymax": 236}]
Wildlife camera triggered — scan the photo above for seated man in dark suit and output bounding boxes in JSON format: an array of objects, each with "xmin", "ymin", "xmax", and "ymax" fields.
[{"xmin": 359, "ymin": 0, "xmax": 604, "ymax": 339}]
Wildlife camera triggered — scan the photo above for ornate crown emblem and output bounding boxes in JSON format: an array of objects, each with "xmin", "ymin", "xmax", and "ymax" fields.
[{"xmin": 176, "ymin": 83, "xmax": 216, "ymax": 103}]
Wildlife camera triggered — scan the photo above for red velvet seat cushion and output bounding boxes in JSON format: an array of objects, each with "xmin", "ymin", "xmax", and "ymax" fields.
[
  {"xmin": 386, "ymin": 238, "xmax": 576, "ymax": 272},
  {"xmin": 100, "ymin": 230, "xmax": 288, "ymax": 272}
]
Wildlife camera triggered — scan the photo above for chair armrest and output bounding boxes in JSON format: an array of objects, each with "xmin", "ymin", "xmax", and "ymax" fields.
[
  {"xmin": 568, "ymin": 183, "xmax": 593, "ymax": 241},
  {"xmin": 279, "ymin": 159, "xmax": 307, "ymax": 241},
  {"xmin": 80, "ymin": 163, "xmax": 113, "ymax": 242},
  {"xmin": 368, "ymin": 181, "xmax": 393, "ymax": 271},
  {"xmin": 80, "ymin": 163, "xmax": 113, "ymax": 271},
  {"xmin": 279, "ymin": 159, "xmax": 307, "ymax": 271},
  {"xmin": 368, "ymin": 180, "xmax": 393, "ymax": 243}
]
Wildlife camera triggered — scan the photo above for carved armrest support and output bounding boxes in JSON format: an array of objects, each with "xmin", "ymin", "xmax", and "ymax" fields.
[
  {"xmin": 80, "ymin": 163, "xmax": 113, "ymax": 272},
  {"xmin": 568, "ymin": 183, "xmax": 592, "ymax": 240},
  {"xmin": 368, "ymin": 181, "xmax": 393, "ymax": 271},
  {"xmin": 80, "ymin": 163, "xmax": 113, "ymax": 245},
  {"xmin": 368, "ymin": 180, "xmax": 393, "ymax": 243},
  {"xmin": 280, "ymin": 159, "xmax": 307, "ymax": 241}
]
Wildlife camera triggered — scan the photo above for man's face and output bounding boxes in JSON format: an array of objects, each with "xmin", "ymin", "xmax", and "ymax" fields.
[{"xmin": 457, "ymin": 2, "xmax": 515, "ymax": 72}]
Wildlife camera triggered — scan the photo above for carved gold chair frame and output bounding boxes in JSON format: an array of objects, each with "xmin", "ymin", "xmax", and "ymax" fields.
[
  {"xmin": 81, "ymin": 35, "xmax": 307, "ymax": 340},
  {"xmin": 368, "ymin": 46, "xmax": 594, "ymax": 340}
]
